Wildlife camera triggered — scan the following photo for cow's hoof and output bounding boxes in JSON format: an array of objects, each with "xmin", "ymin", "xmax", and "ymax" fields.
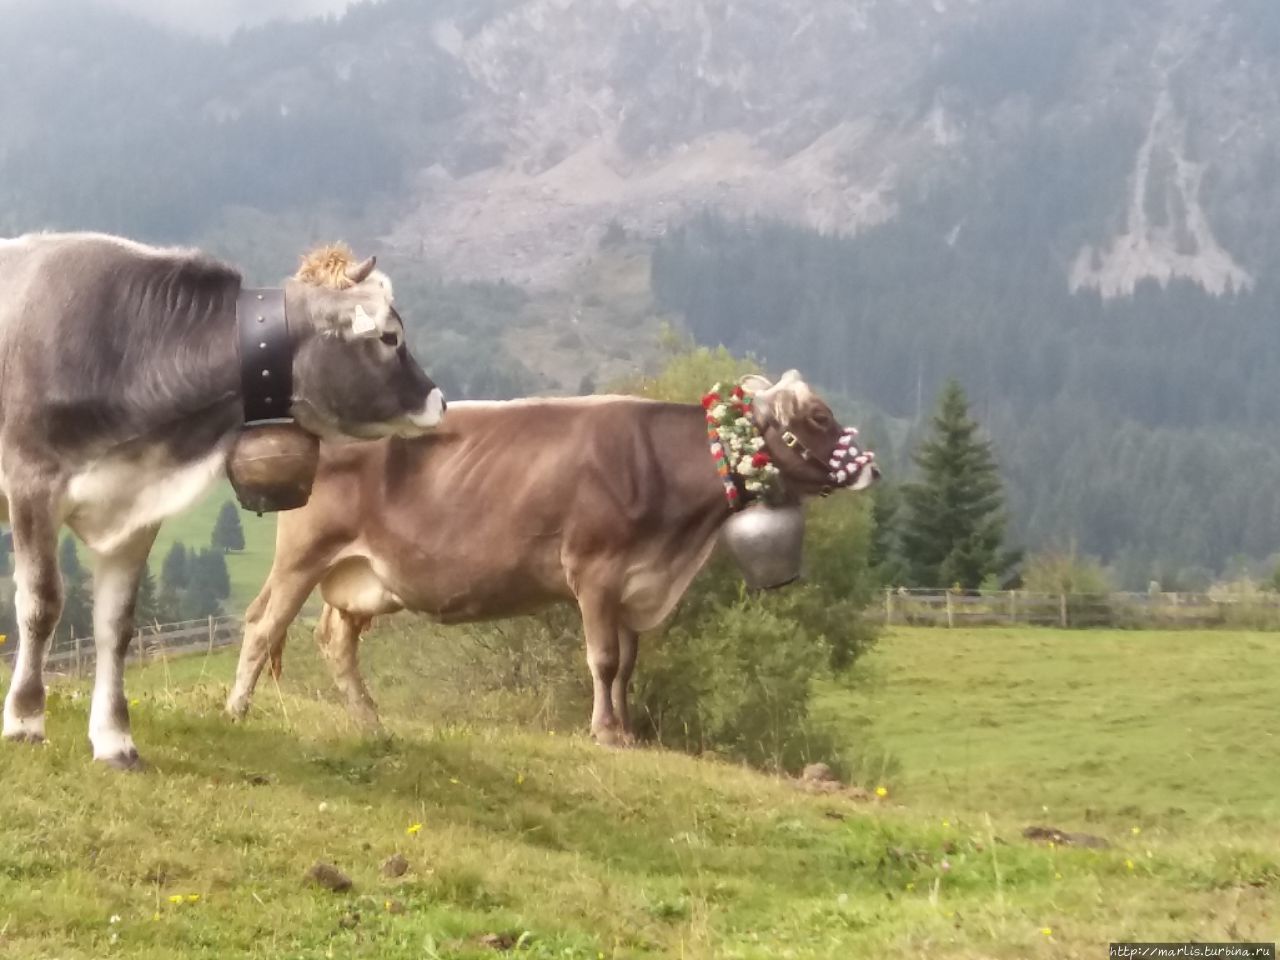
[
  {"xmin": 97, "ymin": 749, "xmax": 146, "ymax": 772},
  {"xmin": 592, "ymin": 727, "xmax": 631, "ymax": 749},
  {"xmin": 2, "ymin": 730, "xmax": 46, "ymax": 745}
]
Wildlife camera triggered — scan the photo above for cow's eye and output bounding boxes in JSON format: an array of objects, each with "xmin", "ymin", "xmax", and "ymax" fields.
[{"xmin": 380, "ymin": 331, "xmax": 399, "ymax": 347}]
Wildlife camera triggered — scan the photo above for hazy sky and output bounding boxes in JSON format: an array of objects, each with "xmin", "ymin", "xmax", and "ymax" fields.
[{"xmin": 98, "ymin": 0, "xmax": 357, "ymax": 36}]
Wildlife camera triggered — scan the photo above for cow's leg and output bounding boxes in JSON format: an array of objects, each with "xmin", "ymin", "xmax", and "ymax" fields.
[
  {"xmin": 87, "ymin": 525, "xmax": 158, "ymax": 769},
  {"xmin": 2, "ymin": 497, "xmax": 62, "ymax": 744},
  {"xmin": 611, "ymin": 627, "xmax": 639, "ymax": 744},
  {"xmin": 226, "ymin": 570, "xmax": 317, "ymax": 720},
  {"xmin": 315, "ymin": 604, "xmax": 381, "ymax": 732},
  {"xmin": 579, "ymin": 591, "xmax": 624, "ymax": 746}
]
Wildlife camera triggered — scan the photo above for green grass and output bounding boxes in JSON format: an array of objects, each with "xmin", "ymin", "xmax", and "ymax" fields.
[
  {"xmin": 817, "ymin": 626, "xmax": 1280, "ymax": 826},
  {"xmin": 146, "ymin": 481, "xmax": 277, "ymax": 609},
  {"xmin": 2, "ymin": 626, "xmax": 1278, "ymax": 958}
]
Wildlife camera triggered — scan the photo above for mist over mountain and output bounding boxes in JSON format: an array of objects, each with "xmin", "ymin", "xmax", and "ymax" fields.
[{"xmin": 3, "ymin": 0, "xmax": 1280, "ymax": 586}]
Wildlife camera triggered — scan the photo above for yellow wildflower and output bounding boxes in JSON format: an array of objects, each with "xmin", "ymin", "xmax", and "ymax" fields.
[
  {"xmin": 1125, "ymin": 859, "xmax": 1135, "ymax": 871},
  {"xmin": 449, "ymin": 778, "xmax": 460, "ymax": 785},
  {"xmin": 186, "ymin": 895, "xmax": 200, "ymax": 904},
  {"xmin": 941, "ymin": 819, "xmax": 950, "ymax": 828},
  {"xmin": 1131, "ymin": 826, "xmax": 1141, "ymax": 835},
  {"xmin": 516, "ymin": 772, "xmax": 526, "ymax": 785},
  {"xmin": 167, "ymin": 895, "xmax": 183, "ymax": 904},
  {"xmin": 0, "ymin": 634, "xmax": 7, "ymax": 645},
  {"xmin": 1041, "ymin": 927, "xmax": 1053, "ymax": 937},
  {"xmin": 406, "ymin": 823, "xmax": 423, "ymax": 835},
  {"xmin": 875, "ymin": 785, "xmax": 888, "ymax": 798}
]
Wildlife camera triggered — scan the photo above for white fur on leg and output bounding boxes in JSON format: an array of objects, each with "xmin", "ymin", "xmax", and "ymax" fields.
[
  {"xmin": 89, "ymin": 720, "xmax": 139, "ymax": 766},
  {"xmin": 86, "ymin": 536, "xmax": 152, "ymax": 766},
  {"xmin": 1, "ymin": 705, "xmax": 46, "ymax": 742},
  {"xmin": 2, "ymin": 556, "xmax": 50, "ymax": 742}
]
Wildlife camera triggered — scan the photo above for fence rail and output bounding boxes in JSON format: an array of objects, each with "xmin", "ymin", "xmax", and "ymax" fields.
[
  {"xmin": 1, "ymin": 615, "xmax": 244, "ymax": 676},
  {"xmin": 3, "ymin": 590, "xmax": 1279, "ymax": 671},
  {"xmin": 879, "ymin": 588, "xmax": 1280, "ymax": 630}
]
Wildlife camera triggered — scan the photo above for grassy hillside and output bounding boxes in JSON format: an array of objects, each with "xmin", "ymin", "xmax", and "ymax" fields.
[{"xmin": 2, "ymin": 625, "xmax": 1278, "ymax": 957}]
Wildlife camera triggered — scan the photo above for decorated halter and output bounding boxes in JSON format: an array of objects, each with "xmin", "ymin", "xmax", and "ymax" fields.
[
  {"xmin": 781, "ymin": 424, "xmax": 877, "ymax": 493},
  {"xmin": 703, "ymin": 380, "xmax": 877, "ymax": 509}
]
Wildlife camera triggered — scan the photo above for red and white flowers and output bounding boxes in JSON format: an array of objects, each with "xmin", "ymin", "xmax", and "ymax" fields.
[{"xmin": 704, "ymin": 382, "xmax": 783, "ymax": 505}]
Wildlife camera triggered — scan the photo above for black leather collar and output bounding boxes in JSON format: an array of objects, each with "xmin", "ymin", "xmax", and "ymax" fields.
[{"xmin": 236, "ymin": 288, "xmax": 293, "ymax": 424}]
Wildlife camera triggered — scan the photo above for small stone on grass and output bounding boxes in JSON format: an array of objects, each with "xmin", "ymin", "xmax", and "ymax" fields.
[
  {"xmin": 305, "ymin": 861, "xmax": 353, "ymax": 893},
  {"xmin": 381, "ymin": 853, "xmax": 410, "ymax": 878}
]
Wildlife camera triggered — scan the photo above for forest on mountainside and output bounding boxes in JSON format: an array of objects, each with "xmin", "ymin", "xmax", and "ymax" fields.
[{"xmin": 653, "ymin": 214, "xmax": 1280, "ymax": 589}]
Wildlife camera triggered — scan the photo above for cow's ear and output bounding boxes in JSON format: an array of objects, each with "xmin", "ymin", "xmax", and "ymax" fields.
[
  {"xmin": 335, "ymin": 294, "xmax": 393, "ymax": 340},
  {"xmin": 349, "ymin": 305, "xmax": 380, "ymax": 337}
]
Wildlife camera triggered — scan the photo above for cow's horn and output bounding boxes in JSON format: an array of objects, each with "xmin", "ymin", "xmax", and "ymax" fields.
[{"xmin": 345, "ymin": 255, "xmax": 377, "ymax": 285}]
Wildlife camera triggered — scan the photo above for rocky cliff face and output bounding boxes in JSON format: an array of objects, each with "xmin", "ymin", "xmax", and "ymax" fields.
[
  {"xmin": 366, "ymin": 0, "xmax": 1280, "ymax": 295},
  {"xmin": 4, "ymin": 0, "xmax": 1278, "ymax": 297}
]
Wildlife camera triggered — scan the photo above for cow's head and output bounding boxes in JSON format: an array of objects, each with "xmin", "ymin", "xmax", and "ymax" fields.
[
  {"xmin": 282, "ymin": 245, "xmax": 445, "ymax": 439},
  {"xmin": 742, "ymin": 370, "xmax": 880, "ymax": 498}
]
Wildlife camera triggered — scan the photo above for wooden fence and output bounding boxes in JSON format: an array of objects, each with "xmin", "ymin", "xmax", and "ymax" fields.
[
  {"xmin": 879, "ymin": 588, "xmax": 1280, "ymax": 630},
  {"xmin": 1, "ymin": 615, "xmax": 244, "ymax": 676}
]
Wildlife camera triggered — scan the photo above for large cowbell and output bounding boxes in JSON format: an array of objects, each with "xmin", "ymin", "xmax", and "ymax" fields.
[{"xmin": 720, "ymin": 503, "xmax": 806, "ymax": 590}]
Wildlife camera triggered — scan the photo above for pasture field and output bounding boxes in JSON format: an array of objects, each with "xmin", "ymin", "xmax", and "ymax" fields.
[{"xmin": 1, "ymin": 625, "xmax": 1278, "ymax": 958}]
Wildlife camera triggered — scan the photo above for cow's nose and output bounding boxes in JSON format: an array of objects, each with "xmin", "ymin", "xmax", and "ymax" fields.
[{"xmin": 408, "ymin": 387, "xmax": 446, "ymax": 429}]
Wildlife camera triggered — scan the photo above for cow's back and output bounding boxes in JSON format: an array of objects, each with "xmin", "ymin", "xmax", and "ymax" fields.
[
  {"xmin": 284, "ymin": 397, "xmax": 709, "ymax": 620},
  {"xmin": 0, "ymin": 232, "xmax": 238, "ymax": 459}
]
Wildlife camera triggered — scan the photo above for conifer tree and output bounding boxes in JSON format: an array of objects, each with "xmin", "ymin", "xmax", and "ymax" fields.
[
  {"xmin": 161, "ymin": 542, "xmax": 189, "ymax": 592},
  {"xmin": 211, "ymin": 501, "xmax": 246, "ymax": 553},
  {"xmin": 900, "ymin": 380, "xmax": 1017, "ymax": 589}
]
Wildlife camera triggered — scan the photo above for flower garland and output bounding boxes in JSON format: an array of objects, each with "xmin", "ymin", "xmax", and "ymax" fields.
[{"xmin": 702, "ymin": 382, "xmax": 783, "ymax": 507}]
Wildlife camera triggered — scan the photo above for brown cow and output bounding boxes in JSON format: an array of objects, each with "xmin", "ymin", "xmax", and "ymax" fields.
[{"xmin": 225, "ymin": 371, "xmax": 878, "ymax": 743}]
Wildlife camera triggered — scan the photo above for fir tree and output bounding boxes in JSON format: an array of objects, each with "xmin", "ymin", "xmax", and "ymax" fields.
[
  {"xmin": 211, "ymin": 501, "xmax": 246, "ymax": 553},
  {"xmin": 161, "ymin": 542, "xmax": 189, "ymax": 592},
  {"xmin": 900, "ymin": 380, "xmax": 1017, "ymax": 590},
  {"xmin": 181, "ymin": 579, "xmax": 222, "ymax": 620},
  {"xmin": 135, "ymin": 563, "xmax": 159, "ymax": 627},
  {"xmin": 191, "ymin": 549, "xmax": 231, "ymax": 602},
  {"xmin": 869, "ymin": 484, "xmax": 908, "ymax": 587},
  {"xmin": 57, "ymin": 535, "xmax": 93, "ymax": 640}
]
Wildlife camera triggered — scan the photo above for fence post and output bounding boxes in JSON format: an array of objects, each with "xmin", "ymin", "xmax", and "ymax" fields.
[
  {"xmin": 207, "ymin": 615, "xmax": 215, "ymax": 656},
  {"xmin": 945, "ymin": 590, "xmax": 954, "ymax": 629},
  {"xmin": 1009, "ymin": 589, "xmax": 1017, "ymax": 624},
  {"xmin": 884, "ymin": 589, "xmax": 893, "ymax": 626},
  {"xmin": 73, "ymin": 629, "xmax": 81, "ymax": 678},
  {"xmin": 1059, "ymin": 593, "xmax": 1068, "ymax": 629}
]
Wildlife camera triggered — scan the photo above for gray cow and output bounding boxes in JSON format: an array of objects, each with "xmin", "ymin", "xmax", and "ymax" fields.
[{"xmin": 0, "ymin": 232, "xmax": 445, "ymax": 767}]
